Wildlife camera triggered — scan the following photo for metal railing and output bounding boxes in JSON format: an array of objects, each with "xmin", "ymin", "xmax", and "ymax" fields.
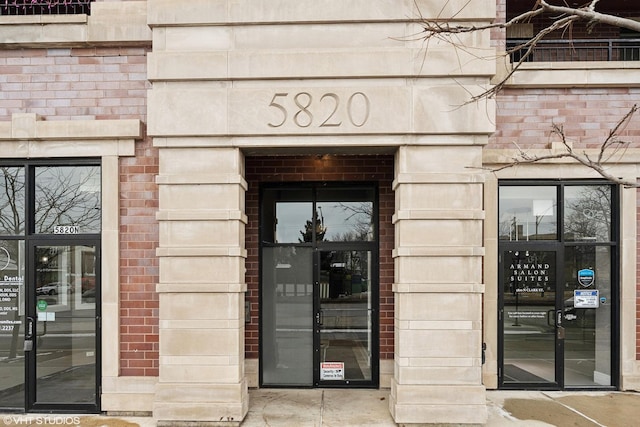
[
  {"xmin": 507, "ymin": 38, "xmax": 640, "ymax": 62},
  {"xmin": 1, "ymin": 0, "xmax": 93, "ymax": 16}
]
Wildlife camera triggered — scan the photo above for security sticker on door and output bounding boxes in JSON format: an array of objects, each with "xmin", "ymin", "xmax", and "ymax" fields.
[
  {"xmin": 321, "ymin": 362, "xmax": 344, "ymax": 380},
  {"xmin": 574, "ymin": 289, "xmax": 599, "ymax": 308}
]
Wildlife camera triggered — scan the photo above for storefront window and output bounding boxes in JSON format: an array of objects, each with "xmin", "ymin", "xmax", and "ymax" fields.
[
  {"xmin": 498, "ymin": 181, "xmax": 617, "ymax": 390},
  {"xmin": 0, "ymin": 167, "xmax": 26, "ymax": 235},
  {"xmin": 563, "ymin": 185, "xmax": 612, "ymax": 242},
  {"xmin": 499, "ymin": 186, "xmax": 557, "ymax": 241},
  {"xmin": 34, "ymin": 166, "xmax": 101, "ymax": 234}
]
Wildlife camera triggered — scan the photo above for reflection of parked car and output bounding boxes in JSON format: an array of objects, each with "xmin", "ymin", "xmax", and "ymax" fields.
[
  {"xmin": 36, "ymin": 282, "xmax": 69, "ymax": 296},
  {"xmin": 82, "ymin": 276, "xmax": 95, "ymax": 293},
  {"xmin": 82, "ymin": 288, "xmax": 95, "ymax": 303}
]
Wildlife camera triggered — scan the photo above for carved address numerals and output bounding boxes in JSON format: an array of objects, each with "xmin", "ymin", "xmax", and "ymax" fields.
[{"xmin": 268, "ymin": 92, "xmax": 370, "ymax": 129}]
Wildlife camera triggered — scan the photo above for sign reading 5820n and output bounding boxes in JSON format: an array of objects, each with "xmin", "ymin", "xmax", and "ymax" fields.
[
  {"xmin": 267, "ymin": 91, "xmax": 370, "ymax": 129},
  {"xmin": 54, "ymin": 225, "xmax": 79, "ymax": 234}
]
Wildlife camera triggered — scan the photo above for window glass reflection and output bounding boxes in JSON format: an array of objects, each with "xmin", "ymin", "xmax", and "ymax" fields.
[
  {"xmin": 564, "ymin": 186, "xmax": 612, "ymax": 242},
  {"xmin": 35, "ymin": 245, "xmax": 97, "ymax": 404},
  {"xmin": 316, "ymin": 202, "xmax": 373, "ymax": 242},
  {"xmin": 275, "ymin": 202, "xmax": 313, "ymax": 243},
  {"xmin": 563, "ymin": 245, "xmax": 612, "ymax": 386},
  {"xmin": 35, "ymin": 166, "xmax": 101, "ymax": 234},
  {"xmin": 0, "ymin": 239, "xmax": 25, "ymax": 408},
  {"xmin": 499, "ymin": 186, "xmax": 557, "ymax": 241},
  {"xmin": 0, "ymin": 167, "xmax": 25, "ymax": 236},
  {"xmin": 317, "ymin": 188, "xmax": 374, "ymax": 242}
]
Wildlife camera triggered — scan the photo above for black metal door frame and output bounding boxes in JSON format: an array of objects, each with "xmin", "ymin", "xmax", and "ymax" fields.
[
  {"xmin": 498, "ymin": 180, "xmax": 620, "ymax": 391},
  {"xmin": 259, "ymin": 182, "xmax": 380, "ymax": 388},
  {"xmin": 498, "ymin": 243, "xmax": 564, "ymax": 389},
  {"xmin": 25, "ymin": 238, "xmax": 101, "ymax": 413}
]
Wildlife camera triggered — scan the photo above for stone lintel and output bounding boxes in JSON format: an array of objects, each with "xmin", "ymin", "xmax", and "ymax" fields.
[
  {"xmin": 156, "ymin": 210, "xmax": 248, "ymax": 222},
  {"xmin": 393, "ymin": 209, "xmax": 485, "ymax": 221},
  {"xmin": 156, "ymin": 283, "xmax": 247, "ymax": 293},
  {"xmin": 156, "ymin": 174, "xmax": 248, "ymax": 188},
  {"xmin": 0, "ymin": 113, "xmax": 142, "ymax": 141},
  {"xmin": 393, "ymin": 247, "xmax": 485, "ymax": 257},
  {"xmin": 155, "ymin": 247, "xmax": 247, "ymax": 257},
  {"xmin": 392, "ymin": 282, "xmax": 485, "ymax": 293},
  {"xmin": 393, "ymin": 173, "xmax": 485, "ymax": 188}
]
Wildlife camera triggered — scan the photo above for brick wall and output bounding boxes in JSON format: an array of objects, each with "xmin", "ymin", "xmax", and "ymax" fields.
[
  {"xmin": 491, "ymin": 88, "xmax": 640, "ymax": 149},
  {"xmin": 0, "ymin": 47, "xmax": 148, "ymax": 121},
  {"xmin": 244, "ymin": 155, "xmax": 395, "ymax": 360},
  {"xmin": 0, "ymin": 47, "xmax": 159, "ymax": 376},
  {"xmin": 119, "ymin": 137, "xmax": 159, "ymax": 377}
]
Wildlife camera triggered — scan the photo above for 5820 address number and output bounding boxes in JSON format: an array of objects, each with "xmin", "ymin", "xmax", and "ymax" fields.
[
  {"xmin": 54, "ymin": 226, "xmax": 79, "ymax": 234},
  {"xmin": 267, "ymin": 92, "xmax": 370, "ymax": 129}
]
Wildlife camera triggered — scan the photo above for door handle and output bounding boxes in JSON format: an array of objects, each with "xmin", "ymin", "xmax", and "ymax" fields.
[
  {"xmin": 25, "ymin": 316, "xmax": 34, "ymax": 340},
  {"xmin": 316, "ymin": 311, "xmax": 323, "ymax": 326},
  {"xmin": 555, "ymin": 310, "xmax": 565, "ymax": 340},
  {"xmin": 24, "ymin": 317, "xmax": 34, "ymax": 352}
]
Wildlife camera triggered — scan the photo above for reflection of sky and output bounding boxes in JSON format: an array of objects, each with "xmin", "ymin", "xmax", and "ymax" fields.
[
  {"xmin": 499, "ymin": 187, "xmax": 556, "ymax": 238},
  {"xmin": 275, "ymin": 202, "xmax": 372, "ymax": 243},
  {"xmin": 319, "ymin": 202, "xmax": 371, "ymax": 240},
  {"xmin": 276, "ymin": 202, "xmax": 311, "ymax": 243}
]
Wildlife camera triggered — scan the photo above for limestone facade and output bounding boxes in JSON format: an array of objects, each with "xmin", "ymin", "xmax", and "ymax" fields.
[{"xmin": 0, "ymin": 0, "xmax": 639, "ymax": 426}]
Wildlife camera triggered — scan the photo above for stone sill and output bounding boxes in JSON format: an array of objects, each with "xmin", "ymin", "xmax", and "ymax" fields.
[
  {"xmin": 0, "ymin": 15, "xmax": 87, "ymax": 25},
  {"xmin": 504, "ymin": 61, "xmax": 640, "ymax": 88}
]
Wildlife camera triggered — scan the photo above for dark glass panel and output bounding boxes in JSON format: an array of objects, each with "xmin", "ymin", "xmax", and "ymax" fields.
[
  {"xmin": 34, "ymin": 166, "xmax": 101, "ymax": 235},
  {"xmin": 35, "ymin": 245, "xmax": 96, "ymax": 404},
  {"xmin": 0, "ymin": 167, "xmax": 25, "ymax": 236},
  {"xmin": 261, "ymin": 247, "xmax": 313, "ymax": 386},
  {"xmin": 317, "ymin": 188, "xmax": 374, "ymax": 242},
  {"xmin": 502, "ymin": 250, "xmax": 556, "ymax": 385},
  {"xmin": 564, "ymin": 185, "xmax": 612, "ymax": 242},
  {"xmin": 0, "ymin": 240, "xmax": 25, "ymax": 408},
  {"xmin": 499, "ymin": 186, "xmax": 557, "ymax": 241},
  {"xmin": 563, "ymin": 246, "xmax": 612, "ymax": 386}
]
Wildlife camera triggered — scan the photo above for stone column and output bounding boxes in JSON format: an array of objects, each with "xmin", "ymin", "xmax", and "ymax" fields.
[
  {"xmin": 153, "ymin": 147, "xmax": 248, "ymax": 425},
  {"xmin": 390, "ymin": 145, "xmax": 487, "ymax": 425}
]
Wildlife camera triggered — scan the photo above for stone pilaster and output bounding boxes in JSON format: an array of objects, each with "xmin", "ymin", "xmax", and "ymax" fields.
[
  {"xmin": 153, "ymin": 147, "xmax": 248, "ymax": 425},
  {"xmin": 390, "ymin": 145, "xmax": 487, "ymax": 425}
]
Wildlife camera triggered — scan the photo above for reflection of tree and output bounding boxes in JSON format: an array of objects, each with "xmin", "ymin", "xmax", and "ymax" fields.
[
  {"xmin": 330, "ymin": 202, "xmax": 373, "ymax": 241},
  {"xmin": 299, "ymin": 209, "xmax": 327, "ymax": 243},
  {"xmin": 35, "ymin": 167, "xmax": 101, "ymax": 233},
  {"xmin": 0, "ymin": 166, "xmax": 101, "ymax": 235},
  {"xmin": 0, "ymin": 167, "xmax": 25, "ymax": 234},
  {"xmin": 564, "ymin": 187, "xmax": 611, "ymax": 241}
]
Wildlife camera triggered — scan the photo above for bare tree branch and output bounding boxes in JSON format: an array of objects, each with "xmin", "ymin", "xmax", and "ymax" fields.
[
  {"xmin": 488, "ymin": 105, "xmax": 639, "ymax": 188},
  {"xmin": 419, "ymin": 2, "xmax": 640, "ymax": 187},
  {"xmin": 418, "ymin": 1, "xmax": 640, "ymax": 101}
]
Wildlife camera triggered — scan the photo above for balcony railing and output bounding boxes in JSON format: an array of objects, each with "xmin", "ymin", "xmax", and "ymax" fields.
[
  {"xmin": 507, "ymin": 38, "xmax": 640, "ymax": 62},
  {"xmin": 1, "ymin": 0, "xmax": 93, "ymax": 16}
]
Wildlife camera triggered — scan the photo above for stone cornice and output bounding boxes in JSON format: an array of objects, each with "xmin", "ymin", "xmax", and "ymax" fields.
[{"xmin": 0, "ymin": 1, "xmax": 151, "ymax": 48}]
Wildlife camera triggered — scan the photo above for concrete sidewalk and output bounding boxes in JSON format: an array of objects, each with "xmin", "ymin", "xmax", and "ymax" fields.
[{"xmin": 1, "ymin": 389, "xmax": 638, "ymax": 426}]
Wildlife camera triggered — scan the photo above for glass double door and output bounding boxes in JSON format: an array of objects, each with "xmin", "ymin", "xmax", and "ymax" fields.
[
  {"xmin": 0, "ymin": 241, "xmax": 99, "ymax": 411},
  {"xmin": 262, "ymin": 247, "xmax": 377, "ymax": 387},
  {"xmin": 500, "ymin": 246, "xmax": 615, "ymax": 389},
  {"xmin": 260, "ymin": 183, "xmax": 379, "ymax": 387}
]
